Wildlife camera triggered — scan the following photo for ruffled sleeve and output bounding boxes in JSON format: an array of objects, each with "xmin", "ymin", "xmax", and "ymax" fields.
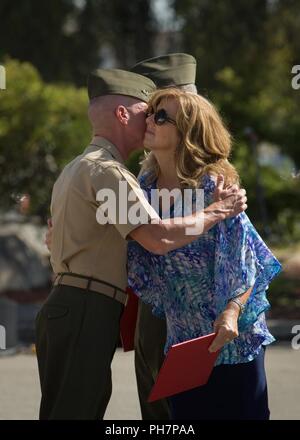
[
  {"xmin": 214, "ymin": 213, "xmax": 282, "ymax": 331},
  {"xmin": 127, "ymin": 240, "xmax": 166, "ymax": 318}
]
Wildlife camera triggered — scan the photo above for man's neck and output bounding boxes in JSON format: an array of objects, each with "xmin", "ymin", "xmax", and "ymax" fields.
[{"xmin": 92, "ymin": 133, "xmax": 129, "ymax": 161}]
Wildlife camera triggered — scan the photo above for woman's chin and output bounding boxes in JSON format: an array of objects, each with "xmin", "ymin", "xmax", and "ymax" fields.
[{"xmin": 143, "ymin": 141, "xmax": 154, "ymax": 151}]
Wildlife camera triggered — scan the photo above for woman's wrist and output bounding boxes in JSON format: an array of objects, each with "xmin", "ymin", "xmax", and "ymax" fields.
[{"xmin": 225, "ymin": 300, "xmax": 241, "ymax": 317}]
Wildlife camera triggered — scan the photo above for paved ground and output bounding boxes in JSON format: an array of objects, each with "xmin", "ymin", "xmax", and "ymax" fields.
[{"xmin": 0, "ymin": 341, "xmax": 299, "ymax": 420}]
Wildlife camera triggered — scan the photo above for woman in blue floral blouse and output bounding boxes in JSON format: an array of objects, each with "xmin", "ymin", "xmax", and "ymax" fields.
[{"xmin": 128, "ymin": 88, "xmax": 281, "ymax": 420}]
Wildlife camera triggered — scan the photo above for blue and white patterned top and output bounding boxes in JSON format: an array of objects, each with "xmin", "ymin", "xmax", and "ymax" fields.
[{"xmin": 127, "ymin": 173, "xmax": 282, "ymax": 365}]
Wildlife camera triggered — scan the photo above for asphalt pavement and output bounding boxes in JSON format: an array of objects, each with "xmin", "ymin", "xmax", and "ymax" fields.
[{"xmin": 0, "ymin": 341, "xmax": 299, "ymax": 420}]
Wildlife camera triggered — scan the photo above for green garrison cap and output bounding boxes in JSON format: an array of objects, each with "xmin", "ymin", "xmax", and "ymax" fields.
[
  {"xmin": 87, "ymin": 68, "xmax": 156, "ymax": 103},
  {"xmin": 131, "ymin": 53, "xmax": 196, "ymax": 87}
]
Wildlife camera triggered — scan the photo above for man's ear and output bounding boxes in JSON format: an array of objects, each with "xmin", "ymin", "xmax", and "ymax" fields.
[{"xmin": 115, "ymin": 105, "xmax": 130, "ymax": 125}]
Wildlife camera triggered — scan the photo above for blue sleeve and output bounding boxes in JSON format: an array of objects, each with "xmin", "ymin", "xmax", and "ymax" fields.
[
  {"xmin": 127, "ymin": 241, "xmax": 165, "ymax": 318},
  {"xmin": 214, "ymin": 213, "xmax": 282, "ymax": 331}
]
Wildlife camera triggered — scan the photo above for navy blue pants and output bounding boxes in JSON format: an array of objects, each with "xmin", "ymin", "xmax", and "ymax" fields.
[{"xmin": 169, "ymin": 347, "xmax": 270, "ymax": 420}]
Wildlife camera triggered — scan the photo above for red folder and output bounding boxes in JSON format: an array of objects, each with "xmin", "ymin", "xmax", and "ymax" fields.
[
  {"xmin": 148, "ymin": 333, "xmax": 220, "ymax": 402},
  {"xmin": 119, "ymin": 287, "xmax": 139, "ymax": 352}
]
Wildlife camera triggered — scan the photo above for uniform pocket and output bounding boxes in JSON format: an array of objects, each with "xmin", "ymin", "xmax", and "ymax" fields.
[{"xmin": 45, "ymin": 304, "xmax": 69, "ymax": 319}]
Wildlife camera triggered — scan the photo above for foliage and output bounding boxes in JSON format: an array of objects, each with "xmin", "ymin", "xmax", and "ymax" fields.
[
  {"xmin": 0, "ymin": 0, "xmax": 156, "ymax": 85},
  {"xmin": 0, "ymin": 59, "xmax": 90, "ymax": 220}
]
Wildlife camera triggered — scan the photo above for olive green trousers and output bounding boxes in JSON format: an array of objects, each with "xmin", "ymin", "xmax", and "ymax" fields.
[
  {"xmin": 35, "ymin": 285, "xmax": 123, "ymax": 420},
  {"xmin": 134, "ymin": 301, "xmax": 171, "ymax": 420}
]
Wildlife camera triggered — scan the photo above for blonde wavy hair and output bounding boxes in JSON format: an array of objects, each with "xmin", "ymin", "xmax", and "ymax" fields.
[{"xmin": 140, "ymin": 88, "xmax": 239, "ymax": 188}]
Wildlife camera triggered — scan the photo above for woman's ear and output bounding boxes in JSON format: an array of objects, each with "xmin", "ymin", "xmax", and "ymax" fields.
[{"xmin": 115, "ymin": 105, "xmax": 130, "ymax": 125}]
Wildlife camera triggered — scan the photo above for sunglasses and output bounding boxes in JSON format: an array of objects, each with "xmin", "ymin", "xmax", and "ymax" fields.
[{"xmin": 146, "ymin": 108, "xmax": 176, "ymax": 126}]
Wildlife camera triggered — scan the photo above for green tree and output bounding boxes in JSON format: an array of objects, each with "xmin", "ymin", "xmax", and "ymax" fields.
[
  {"xmin": 174, "ymin": 0, "xmax": 268, "ymax": 92},
  {"xmin": 0, "ymin": 0, "xmax": 157, "ymax": 85},
  {"xmin": 0, "ymin": 0, "xmax": 77, "ymax": 82},
  {"xmin": 0, "ymin": 59, "xmax": 90, "ymax": 220},
  {"xmin": 98, "ymin": 0, "xmax": 157, "ymax": 68}
]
